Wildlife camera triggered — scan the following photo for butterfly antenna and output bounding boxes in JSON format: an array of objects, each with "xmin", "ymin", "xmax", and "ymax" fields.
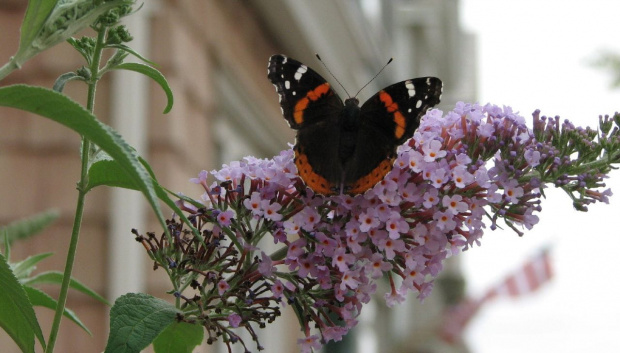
[
  {"xmin": 315, "ymin": 54, "xmax": 351, "ymax": 98},
  {"xmin": 354, "ymin": 57, "xmax": 393, "ymax": 98}
]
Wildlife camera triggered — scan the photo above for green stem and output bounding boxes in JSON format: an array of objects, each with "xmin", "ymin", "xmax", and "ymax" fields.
[
  {"xmin": 0, "ymin": 59, "xmax": 19, "ymax": 82},
  {"xmin": 45, "ymin": 27, "xmax": 108, "ymax": 353}
]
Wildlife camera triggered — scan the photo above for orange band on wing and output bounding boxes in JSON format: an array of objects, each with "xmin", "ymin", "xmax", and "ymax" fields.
[
  {"xmin": 295, "ymin": 149, "xmax": 335, "ymax": 195},
  {"xmin": 379, "ymin": 91, "xmax": 406, "ymax": 139},
  {"xmin": 346, "ymin": 158, "xmax": 394, "ymax": 195},
  {"xmin": 293, "ymin": 83, "xmax": 331, "ymax": 125}
]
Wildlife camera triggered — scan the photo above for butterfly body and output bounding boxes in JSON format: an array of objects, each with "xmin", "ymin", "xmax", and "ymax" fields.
[{"xmin": 268, "ymin": 54, "xmax": 442, "ymax": 195}]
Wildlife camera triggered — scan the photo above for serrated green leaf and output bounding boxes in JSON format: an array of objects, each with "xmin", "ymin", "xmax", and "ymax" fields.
[
  {"xmin": 0, "ymin": 253, "xmax": 45, "ymax": 352},
  {"xmin": 0, "ymin": 209, "xmax": 60, "ymax": 246},
  {"xmin": 11, "ymin": 252, "xmax": 54, "ymax": 280},
  {"xmin": 105, "ymin": 293, "xmax": 179, "ymax": 353},
  {"xmin": 87, "ymin": 159, "xmax": 142, "ymax": 191},
  {"xmin": 23, "ymin": 285, "xmax": 91, "ymax": 336},
  {"xmin": 152, "ymin": 322, "xmax": 203, "ymax": 353},
  {"xmin": 22, "ymin": 271, "xmax": 109, "ymax": 306},
  {"xmin": 0, "ymin": 85, "xmax": 168, "ymax": 236},
  {"xmin": 112, "ymin": 63, "xmax": 173, "ymax": 114}
]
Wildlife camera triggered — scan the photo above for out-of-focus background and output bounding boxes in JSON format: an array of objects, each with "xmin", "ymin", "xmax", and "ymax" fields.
[{"xmin": 0, "ymin": 1, "xmax": 618, "ymax": 352}]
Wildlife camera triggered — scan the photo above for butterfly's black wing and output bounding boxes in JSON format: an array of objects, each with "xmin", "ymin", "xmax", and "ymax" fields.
[
  {"xmin": 343, "ymin": 77, "xmax": 443, "ymax": 194},
  {"xmin": 268, "ymin": 54, "xmax": 346, "ymax": 194},
  {"xmin": 267, "ymin": 55, "xmax": 343, "ymax": 129}
]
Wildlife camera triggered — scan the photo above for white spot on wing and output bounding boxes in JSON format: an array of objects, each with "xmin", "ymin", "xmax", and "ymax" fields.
[
  {"xmin": 405, "ymin": 80, "xmax": 416, "ymax": 97},
  {"xmin": 285, "ymin": 80, "xmax": 290, "ymax": 89},
  {"xmin": 416, "ymin": 100, "xmax": 422, "ymax": 108},
  {"xmin": 294, "ymin": 65, "xmax": 308, "ymax": 81}
]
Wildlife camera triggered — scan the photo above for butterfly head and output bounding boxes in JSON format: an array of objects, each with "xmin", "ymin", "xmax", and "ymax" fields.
[{"xmin": 344, "ymin": 97, "xmax": 360, "ymax": 107}]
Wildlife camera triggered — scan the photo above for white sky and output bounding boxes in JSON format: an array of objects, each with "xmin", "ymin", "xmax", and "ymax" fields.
[{"xmin": 460, "ymin": 1, "xmax": 620, "ymax": 352}]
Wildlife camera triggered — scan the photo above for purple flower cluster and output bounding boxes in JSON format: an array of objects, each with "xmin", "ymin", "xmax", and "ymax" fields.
[{"xmin": 139, "ymin": 102, "xmax": 619, "ymax": 352}]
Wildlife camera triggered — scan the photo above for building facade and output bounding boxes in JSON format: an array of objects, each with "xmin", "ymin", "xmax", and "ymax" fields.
[{"xmin": 0, "ymin": 1, "xmax": 475, "ymax": 352}]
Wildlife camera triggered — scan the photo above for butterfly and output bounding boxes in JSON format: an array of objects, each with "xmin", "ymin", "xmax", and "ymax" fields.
[{"xmin": 268, "ymin": 54, "xmax": 442, "ymax": 195}]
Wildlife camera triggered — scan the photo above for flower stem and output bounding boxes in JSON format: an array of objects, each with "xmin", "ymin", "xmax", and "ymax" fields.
[
  {"xmin": 45, "ymin": 27, "xmax": 108, "ymax": 353},
  {"xmin": 0, "ymin": 59, "xmax": 19, "ymax": 81}
]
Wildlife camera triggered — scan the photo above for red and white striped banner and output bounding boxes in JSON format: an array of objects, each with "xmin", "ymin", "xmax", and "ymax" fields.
[{"xmin": 440, "ymin": 249, "xmax": 553, "ymax": 343}]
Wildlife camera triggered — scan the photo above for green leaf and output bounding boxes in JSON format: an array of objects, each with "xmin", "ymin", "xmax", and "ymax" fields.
[
  {"xmin": 0, "ymin": 253, "xmax": 45, "ymax": 352},
  {"xmin": 22, "ymin": 271, "xmax": 110, "ymax": 306},
  {"xmin": 152, "ymin": 322, "xmax": 203, "ymax": 353},
  {"xmin": 18, "ymin": 0, "xmax": 58, "ymax": 57},
  {"xmin": 0, "ymin": 209, "xmax": 60, "ymax": 246},
  {"xmin": 2, "ymin": 228, "xmax": 9, "ymax": 260},
  {"xmin": 86, "ymin": 159, "xmax": 142, "ymax": 191},
  {"xmin": 10, "ymin": 0, "xmax": 136, "ymax": 70},
  {"xmin": 23, "ymin": 285, "xmax": 91, "ymax": 336},
  {"xmin": 106, "ymin": 44, "xmax": 156, "ymax": 66},
  {"xmin": 112, "ymin": 63, "xmax": 174, "ymax": 114},
  {"xmin": 53, "ymin": 72, "xmax": 84, "ymax": 92},
  {"xmin": 87, "ymin": 157, "xmax": 202, "ymax": 238},
  {"xmin": 0, "ymin": 85, "xmax": 168, "ymax": 235},
  {"xmin": 11, "ymin": 253, "xmax": 54, "ymax": 280},
  {"xmin": 105, "ymin": 293, "xmax": 180, "ymax": 353}
]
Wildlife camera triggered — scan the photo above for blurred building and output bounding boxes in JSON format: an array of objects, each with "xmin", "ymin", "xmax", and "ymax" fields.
[{"xmin": 0, "ymin": 1, "xmax": 475, "ymax": 352}]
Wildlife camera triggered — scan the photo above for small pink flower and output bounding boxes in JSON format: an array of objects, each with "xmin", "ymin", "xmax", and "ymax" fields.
[
  {"xmin": 217, "ymin": 280, "xmax": 229, "ymax": 296},
  {"xmin": 358, "ymin": 209, "xmax": 380, "ymax": 232},
  {"xmin": 298, "ymin": 334, "xmax": 322, "ymax": 353},
  {"xmin": 189, "ymin": 170, "xmax": 208, "ymax": 187},
  {"xmin": 340, "ymin": 270, "xmax": 361, "ymax": 290},
  {"xmin": 332, "ymin": 248, "xmax": 355, "ymax": 272},
  {"xmin": 384, "ymin": 289, "xmax": 406, "ymax": 308},
  {"xmin": 286, "ymin": 238, "xmax": 306, "ymax": 261},
  {"xmin": 258, "ymin": 251, "xmax": 275, "ymax": 276},
  {"xmin": 377, "ymin": 237, "xmax": 405, "ymax": 260},
  {"xmin": 451, "ymin": 165, "xmax": 474, "ymax": 188},
  {"xmin": 503, "ymin": 179, "xmax": 524, "ymax": 203},
  {"xmin": 408, "ymin": 150, "xmax": 426, "ymax": 172},
  {"xmin": 271, "ymin": 279, "xmax": 284, "ymax": 300},
  {"xmin": 423, "ymin": 188, "xmax": 440, "ymax": 208},
  {"xmin": 227, "ymin": 313, "xmax": 242, "ymax": 328},
  {"xmin": 262, "ymin": 200, "xmax": 283, "ymax": 221},
  {"xmin": 243, "ymin": 192, "xmax": 263, "ymax": 216},
  {"xmin": 216, "ymin": 209, "xmax": 235, "ymax": 226},
  {"xmin": 429, "ymin": 168, "xmax": 448, "ymax": 188},
  {"xmin": 385, "ymin": 212, "xmax": 409, "ymax": 239},
  {"xmin": 422, "ymin": 140, "xmax": 447, "ymax": 162},
  {"xmin": 442, "ymin": 195, "xmax": 468, "ymax": 215},
  {"xmin": 434, "ymin": 210, "xmax": 457, "ymax": 231}
]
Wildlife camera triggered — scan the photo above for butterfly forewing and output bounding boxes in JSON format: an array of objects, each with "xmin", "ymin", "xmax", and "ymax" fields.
[
  {"xmin": 360, "ymin": 77, "xmax": 443, "ymax": 145},
  {"xmin": 267, "ymin": 55, "xmax": 343, "ymax": 129}
]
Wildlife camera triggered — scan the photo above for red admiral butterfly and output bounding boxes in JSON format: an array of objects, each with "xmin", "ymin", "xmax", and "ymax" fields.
[{"xmin": 268, "ymin": 54, "xmax": 442, "ymax": 195}]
